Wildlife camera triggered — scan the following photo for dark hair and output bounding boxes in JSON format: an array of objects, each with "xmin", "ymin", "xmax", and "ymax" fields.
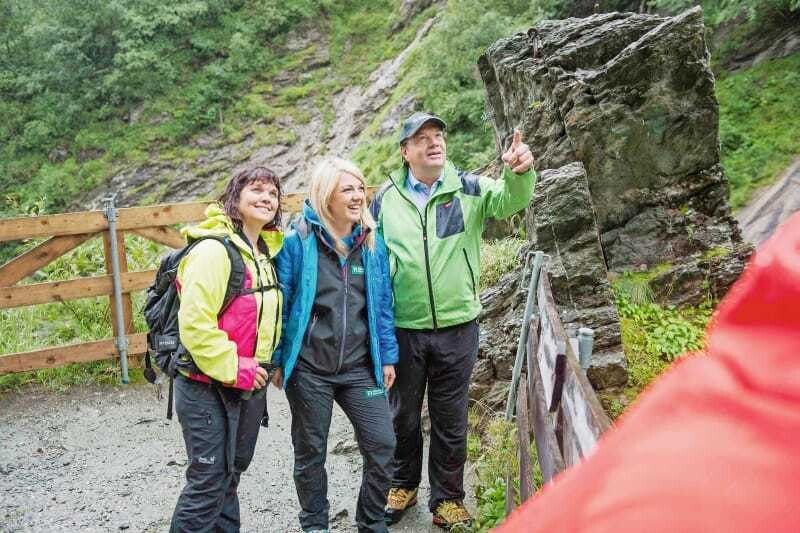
[{"xmin": 218, "ymin": 166, "xmax": 282, "ymax": 231}]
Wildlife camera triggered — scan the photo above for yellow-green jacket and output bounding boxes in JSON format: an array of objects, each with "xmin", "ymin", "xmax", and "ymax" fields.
[
  {"xmin": 176, "ymin": 204, "xmax": 283, "ymax": 389},
  {"xmin": 371, "ymin": 161, "xmax": 535, "ymax": 329}
]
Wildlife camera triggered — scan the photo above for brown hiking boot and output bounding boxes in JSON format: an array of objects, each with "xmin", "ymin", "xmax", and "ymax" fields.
[
  {"xmin": 432, "ymin": 500, "xmax": 473, "ymax": 530},
  {"xmin": 384, "ymin": 487, "xmax": 418, "ymax": 525}
]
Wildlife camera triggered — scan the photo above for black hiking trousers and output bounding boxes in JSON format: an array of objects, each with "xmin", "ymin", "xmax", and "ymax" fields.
[
  {"xmin": 285, "ymin": 366, "xmax": 396, "ymax": 533},
  {"xmin": 170, "ymin": 375, "xmax": 265, "ymax": 533},
  {"xmin": 390, "ymin": 319, "xmax": 479, "ymax": 511}
]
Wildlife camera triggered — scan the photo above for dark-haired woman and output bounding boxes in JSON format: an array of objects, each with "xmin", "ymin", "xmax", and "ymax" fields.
[{"xmin": 169, "ymin": 166, "xmax": 283, "ymax": 532}]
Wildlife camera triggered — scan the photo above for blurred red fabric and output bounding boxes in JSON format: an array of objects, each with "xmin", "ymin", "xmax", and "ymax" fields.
[{"xmin": 495, "ymin": 212, "xmax": 800, "ymax": 533}]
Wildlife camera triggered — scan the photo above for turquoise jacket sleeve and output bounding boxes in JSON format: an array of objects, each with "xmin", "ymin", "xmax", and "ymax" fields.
[
  {"xmin": 375, "ymin": 236, "xmax": 399, "ymax": 366},
  {"xmin": 273, "ymin": 233, "xmax": 300, "ymax": 367}
]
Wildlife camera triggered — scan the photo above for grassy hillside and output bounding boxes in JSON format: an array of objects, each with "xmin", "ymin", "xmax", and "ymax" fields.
[
  {"xmin": 2, "ymin": 0, "xmax": 797, "ymax": 215},
  {"xmin": 717, "ymin": 54, "xmax": 800, "ymax": 208},
  {"xmin": 0, "ymin": 0, "xmax": 425, "ymax": 217}
]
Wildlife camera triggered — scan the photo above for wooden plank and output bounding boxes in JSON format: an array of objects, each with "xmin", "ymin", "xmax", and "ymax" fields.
[
  {"xmin": 516, "ymin": 375, "xmax": 535, "ymax": 502},
  {"xmin": 103, "ymin": 231, "xmax": 133, "ymax": 334},
  {"xmin": 0, "ymin": 203, "xmax": 206, "ymax": 241},
  {"xmin": 528, "ymin": 341, "xmax": 566, "ymax": 484},
  {"xmin": 0, "ymin": 333, "xmax": 148, "ymax": 373},
  {"xmin": 536, "ymin": 271, "xmax": 567, "ymax": 412},
  {"xmin": 0, "ymin": 211, "xmax": 110, "ymax": 242},
  {"xmin": 115, "ymin": 202, "xmax": 211, "ymax": 233},
  {"xmin": 559, "ymin": 339, "xmax": 613, "ymax": 467},
  {"xmin": 0, "ymin": 233, "xmax": 96, "ymax": 286},
  {"xmin": 130, "ymin": 226, "xmax": 185, "ymax": 249},
  {"xmin": 0, "ymin": 270, "xmax": 155, "ymax": 309},
  {"xmin": 0, "ymin": 189, "xmax": 378, "ymax": 242}
]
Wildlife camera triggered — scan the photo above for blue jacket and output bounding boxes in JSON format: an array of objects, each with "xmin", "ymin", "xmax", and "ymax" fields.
[{"xmin": 273, "ymin": 201, "xmax": 399, "ymax": 388}]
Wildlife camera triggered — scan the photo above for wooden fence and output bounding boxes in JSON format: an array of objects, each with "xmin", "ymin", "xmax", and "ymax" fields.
[
  {"xmin": 506, "ymin": 267, "xmax": 612, "ymax": 510},
  {"xmin": 0, "ymin": 191, "xmax": 321, "ymax": 375}
]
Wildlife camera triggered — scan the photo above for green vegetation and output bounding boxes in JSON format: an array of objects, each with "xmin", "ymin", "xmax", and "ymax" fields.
[
  {"xmin": 468, "ymin": 404, "xmax": 542, "ymax": 532},
  {"xmin": 0, "ymin": 0, "xmax": 326, "ymax": 216},
  {"xmin": 646, "ymin": 0, "xmax": 799, "ymax": 29},
  {"xmin": 607, "ymin": 271, "xmax": 713, "ymax": 418},
  {"xmin": 354, "ymin": 0, "xmax": 545, "ymax": 179},
  {"xmin": 717, "ymin": 54, "xmax": 800, "ymax": 208},
  {"xmin": 0, "ymin": 361, "xmax": 145, "ymax": 393},
  {"xmin": 479, "ymin": 237, "xmax": 527, "ymax": 290},
  {"xmin": 0, "ymin": 0, "xmax": 422, "ymax": 217}
]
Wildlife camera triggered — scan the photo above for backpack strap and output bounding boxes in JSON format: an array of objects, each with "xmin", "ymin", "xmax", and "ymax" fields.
[{"xmin": 218, "ymin": 237, "xmax": 247, "ymax": 313}]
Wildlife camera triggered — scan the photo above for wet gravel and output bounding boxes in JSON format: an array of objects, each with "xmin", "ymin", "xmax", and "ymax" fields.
[{"xmin": 0, "ymin": 383, "xmax": 470, "ymax": 532}]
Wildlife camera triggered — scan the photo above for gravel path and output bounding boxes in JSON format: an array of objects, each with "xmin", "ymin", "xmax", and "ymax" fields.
[{"xmin": 0, "ymin": 383, "xmax": 472, "ymax": 532}]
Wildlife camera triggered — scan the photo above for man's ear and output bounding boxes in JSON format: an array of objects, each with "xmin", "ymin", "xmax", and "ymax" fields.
[{"xmin": 400, "ymin": 144, "xmax": 408, "ymax": 162}]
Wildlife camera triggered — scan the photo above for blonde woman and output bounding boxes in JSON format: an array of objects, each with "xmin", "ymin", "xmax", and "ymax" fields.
[{"xmin": 273, "ymin": 157, "xmax": 398, "ymax": 533}]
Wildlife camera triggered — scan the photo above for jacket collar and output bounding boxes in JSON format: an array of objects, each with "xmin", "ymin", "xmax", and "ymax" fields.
[
  {"xmin": 182, "ymin": 202, "xmax": 284, "ymax": 259},
  {"xmin": 300, "ymin": 199, "xmax": 367, "ymax": 249},
  {"xmin": 390, "ymin": 160, "xmax": 461, "ymax": 201}
]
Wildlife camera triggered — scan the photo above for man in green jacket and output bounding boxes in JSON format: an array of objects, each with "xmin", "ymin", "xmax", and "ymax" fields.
[{"xmin": 370, "ymin": 112, "xmax": 536, "ymax": 529}]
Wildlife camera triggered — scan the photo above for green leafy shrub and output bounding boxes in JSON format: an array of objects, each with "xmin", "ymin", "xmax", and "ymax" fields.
[
  {"xmin": 468, "ymin": 408, "xmax": 543, "ymax": 532},
  {"xmin": 610, "ymin": 273, "xmax": 714, "ymax": 414}
]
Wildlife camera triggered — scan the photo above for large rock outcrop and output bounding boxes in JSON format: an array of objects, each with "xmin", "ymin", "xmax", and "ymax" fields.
[{"xmin": 478, "ymin": 7, "xmax": 751, "ymax": 388}]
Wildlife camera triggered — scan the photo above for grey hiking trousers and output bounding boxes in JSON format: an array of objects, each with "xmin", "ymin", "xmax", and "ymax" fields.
[
  {"xmin": 170, "ymin": 375, "xmax": 265, "ymax": 533},
  {"xmin": 286, "ymin": 366, "xmax": 395, "ymax": 533}
]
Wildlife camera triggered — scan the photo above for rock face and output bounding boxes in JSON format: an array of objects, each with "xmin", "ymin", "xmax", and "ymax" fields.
[
  {"xmin": 478, "ymin": 8, "xmax": 751, "ymax": 387},
  {"xmin": 531, "ymin": 163, "xmax": 627, "ymax": 387}
]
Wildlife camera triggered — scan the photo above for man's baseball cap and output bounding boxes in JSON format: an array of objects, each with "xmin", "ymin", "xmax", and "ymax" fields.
[{"xmin": 398, "ymin": 112, "xmax": 447, "ymax": 144}]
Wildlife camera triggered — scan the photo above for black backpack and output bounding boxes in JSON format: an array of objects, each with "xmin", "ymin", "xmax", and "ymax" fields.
[{"xmin": 143, "ymin": 235, "xmax": 247, "ymax": 418}]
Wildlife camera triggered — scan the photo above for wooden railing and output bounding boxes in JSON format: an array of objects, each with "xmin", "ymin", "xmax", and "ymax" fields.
[
  {"xmin": 0, "ymin": 192, "xmax": 317, "ymax": 375},
  {"xmin": 506, "ymin": 268, "xmax": 612, "ymax": 509}
]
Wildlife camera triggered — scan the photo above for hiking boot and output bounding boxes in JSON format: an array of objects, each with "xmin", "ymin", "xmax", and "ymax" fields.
[
  {"xmin": 384, "ymin": 487, "xmax": 418, "ymax": 525},
  {"xmin": 432, "ymin": 500, "xmax": 473, "ymax": 530}
]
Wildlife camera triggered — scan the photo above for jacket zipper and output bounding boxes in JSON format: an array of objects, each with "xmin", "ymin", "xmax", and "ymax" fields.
[
  {"xmin": 267, "ymin": 257, "xmax": 280, "ymax": 354},
  {"xmin": 240, "ymin": 233, "xmax": 268, "ymax": 359},
  {"xmin": 336, "ymin": 238, "xmax": 363, "ymax": 373},
  {"xmin": 252, "ymin": 253, "xmax": 265, "ymax": 358},
  {"xmin": 463, "ymin": 248, "xmax": 477, "ymax": 299},
  {"xmin": 233, "ymin": 233, "xmax": 280, "ymax": 361},
  {"xmin": 305, "ymin": 312, "xmax": 318, "ymax": 346},
  {"xmin": 388, "ymin": 175, "xmax": 438, "ymax": 330}
]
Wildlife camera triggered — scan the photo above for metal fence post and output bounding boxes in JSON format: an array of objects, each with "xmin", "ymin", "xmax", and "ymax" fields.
[
  {"xmin": 103, "ymin": 195, "xmax": 129, "ymax": 384},
  {"xmin": 578, "ymin": 327, "xmax": 594, "ymax": 371},
  {"xmin": 506, "ymin": 250, "xmax": 545, "ymax": 421}
]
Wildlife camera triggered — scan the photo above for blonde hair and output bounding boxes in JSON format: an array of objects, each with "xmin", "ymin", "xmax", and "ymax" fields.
[{"xmin": 309, "ymin": 157, "xmax": 376, "ymax": 253}]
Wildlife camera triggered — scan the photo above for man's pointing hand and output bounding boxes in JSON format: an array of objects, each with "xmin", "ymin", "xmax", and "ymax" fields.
[{"xmin": 501, "ymin": 128, "xmax": 535, "ymax": 174}]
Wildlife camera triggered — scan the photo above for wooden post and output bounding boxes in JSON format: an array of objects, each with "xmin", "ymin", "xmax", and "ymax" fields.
[{"xmin": 103, "ymin": 230, "xmax": 132, "ymax": 333}]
